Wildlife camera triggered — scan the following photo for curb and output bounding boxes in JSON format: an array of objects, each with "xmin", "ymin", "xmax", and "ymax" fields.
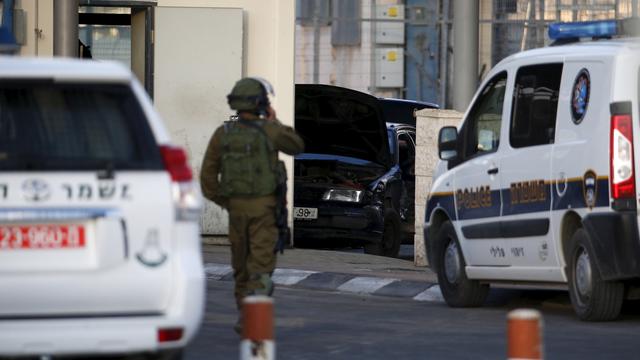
[{"xmin": 205, "ymin": 263, "xmax": 444, "ymax": 303}]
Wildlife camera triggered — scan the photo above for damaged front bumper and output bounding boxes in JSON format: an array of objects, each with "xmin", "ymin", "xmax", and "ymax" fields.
[{"xmin": 293, "ymin": 204, "xmax": 384, "ymax": 244}]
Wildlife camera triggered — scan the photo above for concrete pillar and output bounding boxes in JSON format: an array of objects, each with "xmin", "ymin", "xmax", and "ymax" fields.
[
  {"xmin": 452, "ymin": 0, "xmax": 478, "ymax": 112},
  {"xmin": 414, "ymin": 108, "xmax": 463, "ymax": 267},
  {"xmin": 53, "ymin": 0, "xmax": 78, "ymax": 57}
]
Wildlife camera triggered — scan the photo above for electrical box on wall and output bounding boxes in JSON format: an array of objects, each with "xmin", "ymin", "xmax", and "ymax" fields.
[
  {"xmin": 13, "ymin": 9, "xmax": 26, "ymax": 45},
  {"xmin": 375, "ymin": 4, "xmax": 404, "ymax": 45},
  {"xmin": 375, "ymin": 48, "xmax": 404, "ymax": 88}
]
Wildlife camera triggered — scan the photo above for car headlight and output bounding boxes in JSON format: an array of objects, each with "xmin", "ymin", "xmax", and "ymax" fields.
[{"xmin": 322, "ymin": 189, "xmax": 363, "ymax": 203}]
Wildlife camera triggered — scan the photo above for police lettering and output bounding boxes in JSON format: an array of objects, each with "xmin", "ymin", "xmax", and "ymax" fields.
[
  {"xmin": 456, "ymin": 186, "xmax": 492, "ymax": 210},
  {"xmin": 510, "ymin": 180, "xmax": 546, "ymax": 205}
]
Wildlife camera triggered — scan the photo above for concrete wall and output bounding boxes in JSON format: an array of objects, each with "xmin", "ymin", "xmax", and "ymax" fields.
[
  {"xmin": 157, "ymin": 0, "xmax": 295, "ymax": 235},
  {"xmin": 157, "ymin": 0, "xmax": 296, "ymax": 129},
  {"xmin": 14, "ymin": 0, "xmax": 54, "ymax": 57},
  {"xmin": 153, "ymin": 6, "xmax": 243, "ymax": 235},
  {"xmin": 414, "ymin": 108, "xmax": 462, "ymax": 266}
]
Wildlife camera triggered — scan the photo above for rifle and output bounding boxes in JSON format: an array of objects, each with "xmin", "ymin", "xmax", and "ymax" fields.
[{"xmin": 274, "ymin": 160, "xmax": 290, "ymax": 254}]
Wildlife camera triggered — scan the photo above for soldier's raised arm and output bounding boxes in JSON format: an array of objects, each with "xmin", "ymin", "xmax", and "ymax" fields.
[{"xmin": 264, "ymin": 119, "xmax": 305, "ymax": 156}]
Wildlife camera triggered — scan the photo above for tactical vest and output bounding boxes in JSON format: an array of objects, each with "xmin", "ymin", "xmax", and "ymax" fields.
[{"xmin": 219, "ymin": 120, "xmax": 277, "ymax": 197}]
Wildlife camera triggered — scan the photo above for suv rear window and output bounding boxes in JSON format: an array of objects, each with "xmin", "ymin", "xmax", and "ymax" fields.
[{"xmin": 0, "ymin": 81, "xmax": 163, "ymax": 171}]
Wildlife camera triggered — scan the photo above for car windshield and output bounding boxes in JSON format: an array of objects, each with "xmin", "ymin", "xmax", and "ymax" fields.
[
  {"xmin": 0, "ymin": 81, "xmax": 163, "ymax": 171},
  {"xmin": 379, "ymin": 99, "xmax": 436, "ymax": 126}
]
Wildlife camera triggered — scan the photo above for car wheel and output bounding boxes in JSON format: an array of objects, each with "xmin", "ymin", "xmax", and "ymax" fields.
[
  {"xmin": 567, "ymin": 228, "xmax": 624, "ymax": 321},
  {"xmin": 364, "ymin": 209, "xmax": 401, "ymax": 258},
  {"xmin": 435, "ymin": 221, "xmax": 488, "ymax": 307}
]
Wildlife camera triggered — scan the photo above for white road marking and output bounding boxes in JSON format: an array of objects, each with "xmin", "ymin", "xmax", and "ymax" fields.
[
  {"xmin": 272, "ymin": 268, "xmax": 317, "ymax": 285},
  {"xmin": 204, "ymin": 263, "xmax": 440, "ymax": 302},
  {"xmin": 204, "ymin": 264, "xmax": 233, "ymax": 279},
  {"xmin": 413, "ymin": 285, "xmax": 445, "ymax": 303},
  {"xmin": 337, "ymin": 277, "xmax": 397, "ymax": 294}
]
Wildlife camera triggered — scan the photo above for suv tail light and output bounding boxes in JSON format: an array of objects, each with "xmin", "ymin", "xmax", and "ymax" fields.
[
  {"xmin": 160, "ymin": 145, "xmax": 192, "ymax": 182},
  {"xmin": 160, "ymin": 145, "xmax": 202, "ymax": 221},
  {"xmin": 610, "ymin": 112, "xmax": 635, "ymax": 200},
  {"xmin": 158, "ymin": 327, "xmax": 184, "ymax": 343}
]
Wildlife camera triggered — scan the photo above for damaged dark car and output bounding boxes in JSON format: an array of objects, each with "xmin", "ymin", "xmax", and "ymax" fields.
[{"xmin": 293, "ymin": 84, "xmax": 436, "ymax": 257}]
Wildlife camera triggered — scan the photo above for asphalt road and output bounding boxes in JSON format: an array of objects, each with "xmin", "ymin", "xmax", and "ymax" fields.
[{"xmin": 186, "ymin": 279, "xmax": 640, "ymax": 360}]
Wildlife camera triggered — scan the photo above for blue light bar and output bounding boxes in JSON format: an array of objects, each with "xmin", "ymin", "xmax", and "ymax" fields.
[{"xmin": 548, "ymin": 20, "xmax": 617, "ymax": 41}]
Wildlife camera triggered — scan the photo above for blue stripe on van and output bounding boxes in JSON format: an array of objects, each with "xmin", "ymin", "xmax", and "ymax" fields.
[
  {"xmin": 425, "ymin": 192, "xmax": 457, "ymax": 222},
  {"xmin": 426, "ymin": 178, "xmax": 610, "ymax": 222},
  {"xmin": 553, "ymin": 178, "xmax": 610, "ymax": 210}
]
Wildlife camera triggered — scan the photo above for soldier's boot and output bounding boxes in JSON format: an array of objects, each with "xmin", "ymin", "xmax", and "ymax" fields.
[{"xmin": 250, "ymin": 273, "xmax": 274, "ymax": 296}]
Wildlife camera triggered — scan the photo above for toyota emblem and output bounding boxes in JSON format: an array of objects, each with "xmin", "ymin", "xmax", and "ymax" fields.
[{"xmin": 22, "ymin": 179, "xmax": 51, "ymax": 202}]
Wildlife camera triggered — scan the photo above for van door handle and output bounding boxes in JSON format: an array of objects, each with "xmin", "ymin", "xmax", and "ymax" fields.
[{"xmin": 487, "ymin": 167, "xmax": 499, "ymax": 175}]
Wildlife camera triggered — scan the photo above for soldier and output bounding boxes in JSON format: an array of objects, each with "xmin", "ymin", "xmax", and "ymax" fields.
[{"xmin": 200, "ymin": 77, "xmax": 304, "ymax": 333}]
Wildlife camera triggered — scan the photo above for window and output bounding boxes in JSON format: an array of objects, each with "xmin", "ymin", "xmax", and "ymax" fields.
[
  {"xmin": 510, "ymin": 63, "xmax": 563, "ymax": 148},
  {"xmin": 297, "ymin": 0, "xmax": 331, "ymax": 26},
  {"xmin": 332, "ymin": 0, "xmax": 361, "ymax": 46},
  {"xmin": 461, "ymin": 72, "xmax": 507, "ymax": 159},
  {"xmin": 397, "ymin": 132, "xmax": 415, "ymax": 176},
  {"xmin": 387, "ymin": 129, "xmax": 396, "ymax": 156},
  {"xmin": 0, "ymin": 82, "xmax": 162, "ymax": 171}
]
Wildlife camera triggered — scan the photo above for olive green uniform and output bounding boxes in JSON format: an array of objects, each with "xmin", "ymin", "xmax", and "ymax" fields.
[{"xmin": 200, "ymin": 114, "xmax": 304, "ymax": 308}]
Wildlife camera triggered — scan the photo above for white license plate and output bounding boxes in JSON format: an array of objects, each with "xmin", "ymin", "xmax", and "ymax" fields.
[{"xmin": 293, "ymin": 207, "xmax": 318, "ymax": 220}]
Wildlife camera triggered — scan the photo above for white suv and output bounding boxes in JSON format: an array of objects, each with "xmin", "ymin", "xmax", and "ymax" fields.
[
  {"xmin": 0, "ymin": 57, "xmax": 204, "ymax": 358},
  {"xmin": 426, "ymin": 20, "xmax": 640, "ymax": 321}
]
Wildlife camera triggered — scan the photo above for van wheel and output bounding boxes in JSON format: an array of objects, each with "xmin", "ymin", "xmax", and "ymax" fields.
[
  {"xmin": 567, "ymin": 228, "xmax": 624, "ymax": 321},
  {"xmin": 435, "ymin": 221, "xmax": 488, "ymax": 307},
  {"xmin": 364, "ymin": 209, "xmax": 401, "ymax": 258}
]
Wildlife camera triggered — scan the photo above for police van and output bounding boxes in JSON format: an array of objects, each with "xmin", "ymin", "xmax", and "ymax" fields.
[
  {"xmin": 0, "ymin": 56, "xmax": 204, "ymax": 358},
  {"xmin": 425, "ymin": 19, "xmax": 640, "ymax": 321}
]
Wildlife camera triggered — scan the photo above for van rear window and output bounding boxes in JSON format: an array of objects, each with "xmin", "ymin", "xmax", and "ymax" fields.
[{"xmin": 0, "ymin": 81, "xmax": 163, "ymax": 171}]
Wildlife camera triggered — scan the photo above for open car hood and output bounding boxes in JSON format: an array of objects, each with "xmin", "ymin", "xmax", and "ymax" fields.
[{"xmin": 295, "ymin": 84, "xmax": 391, "ymax": 167}]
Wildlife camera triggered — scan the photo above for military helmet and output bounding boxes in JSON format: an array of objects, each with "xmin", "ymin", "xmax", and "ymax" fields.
[{"xmin": 227, "ymin": 77, "xmax": 275, "ymax": 112}]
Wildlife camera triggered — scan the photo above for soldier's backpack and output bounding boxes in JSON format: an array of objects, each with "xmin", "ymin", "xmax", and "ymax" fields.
[{"xmin": 219, "ymin": 119, "xmax": 277, "ymax": 197}]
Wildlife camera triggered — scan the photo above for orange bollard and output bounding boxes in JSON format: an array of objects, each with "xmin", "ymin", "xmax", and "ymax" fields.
[
  {"xmin": 507, "ymin": 309, "xmax": 543, "ymax": 360},
  {"xmin": 240, "ymin": 295, "xmax": 275, "ymax": 360}
]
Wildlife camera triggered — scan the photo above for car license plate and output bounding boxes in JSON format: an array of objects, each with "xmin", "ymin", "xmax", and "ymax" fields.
[
  {"xmin": 0, "ymin": 224, "xmax": 86, "ymax": 250},
  {"xmin": 293, "ymin": 207, "xmax": 318, "ymax": 220}
]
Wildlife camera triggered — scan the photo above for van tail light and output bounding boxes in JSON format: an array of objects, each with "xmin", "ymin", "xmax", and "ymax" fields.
[
  {"xmin": 160, "ymin": 145, "xmax": 202, "ymax": 222},
  {"xmin": 610, "ymin": 110, "xmax": 635, "ymax": 201}
]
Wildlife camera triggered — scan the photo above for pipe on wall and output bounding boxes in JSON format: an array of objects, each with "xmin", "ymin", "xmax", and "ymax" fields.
[
  {"xmin": 452, "ymin": 0, "xmax": 478, "ymax": 112},
  {"xmin": 53, "ymin": 0, "xmax": 78, "ymax": 57}
]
